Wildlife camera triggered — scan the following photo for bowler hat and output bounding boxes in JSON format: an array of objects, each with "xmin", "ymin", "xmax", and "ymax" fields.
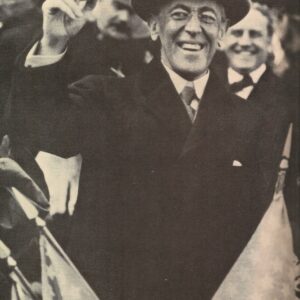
[{"xmin": 132, "ymin": 0, "xmax": 250, "ymax": 26}]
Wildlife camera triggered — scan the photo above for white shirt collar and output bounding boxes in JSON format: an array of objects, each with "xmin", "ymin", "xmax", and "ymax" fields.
[
  {"xmin": 162, "ymin": 62, "xmax": 210, "ymax": 99},
  {"xmin": 228, "ymin": 64, "xmax": 267, "ymax": 85}
]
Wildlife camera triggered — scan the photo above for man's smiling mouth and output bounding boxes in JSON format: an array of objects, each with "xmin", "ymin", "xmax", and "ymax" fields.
[
  {"xmin": 178, "ymin": 42, "xmax": 204, "ymax": 51},
  {"xmin": 233, "ymin": 48, "xmax": 259, "ymax": 55}
]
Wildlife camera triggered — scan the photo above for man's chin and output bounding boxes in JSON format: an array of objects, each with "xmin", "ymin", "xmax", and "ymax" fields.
[
  {"xmin": 230, "ymin": 58, "xmax": 257, "ymax": 73},
  {"xmin": 105, "ymin": 29, "xmax": 131, "ymax": 40},
  {"xmin": 232, "ymin": 65, "xmax": 256, "ymax": 74},
  {"xmin": 174, "ymin": 64, "xmax": 208, "ymax": 80}
]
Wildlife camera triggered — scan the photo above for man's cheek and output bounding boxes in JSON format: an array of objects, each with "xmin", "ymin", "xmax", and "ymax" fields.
[
  {"xmin": 225, "ymin": 45, "xmax": 236, "ymax": 55},
  {"xmin": 225, "ymin": 36, "xmax": 238, "ymax": 47}
]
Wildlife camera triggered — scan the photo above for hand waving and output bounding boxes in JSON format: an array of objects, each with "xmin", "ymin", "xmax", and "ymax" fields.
[{"xmin": 40, "ymin": 0, "xmax": 97, "ymax": 54}]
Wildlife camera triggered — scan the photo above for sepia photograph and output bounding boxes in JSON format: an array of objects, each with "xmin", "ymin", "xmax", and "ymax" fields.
[{"xmin": 0, "ymin": 0, "xmax": 299, "ymax": 298}]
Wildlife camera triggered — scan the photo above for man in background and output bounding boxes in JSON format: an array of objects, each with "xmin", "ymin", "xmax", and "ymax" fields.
[
  {"xmin": 215, "ymin": 3, "xmax": 284, "ymax": 102},
  {"xmin": 213, "ymin": 2, "xmax": 290, "ymax": 189},
  {"xmin": 65, "ymin": 0, "xmax": 151, "ymax": 82},
  {"xmin": 214, "ymin": 1, "xmax": 298, "ymax": 258}
]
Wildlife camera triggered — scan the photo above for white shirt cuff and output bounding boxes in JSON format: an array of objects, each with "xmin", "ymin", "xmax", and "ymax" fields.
[{"xmin": 25, "ymin": 42, "xmax": 67, "ymax": 68}]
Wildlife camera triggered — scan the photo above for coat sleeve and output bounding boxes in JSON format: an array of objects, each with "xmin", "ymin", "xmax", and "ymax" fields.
[{"xmin": 8, "ymin": 52, "xmax": 108, "ymax": 158}]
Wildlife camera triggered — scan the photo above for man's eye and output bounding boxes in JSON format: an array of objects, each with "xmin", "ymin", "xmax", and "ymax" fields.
[
  {"xmin": 171, "ymin": 10, "xmax": 189, "ymax": 20},
  {"xmin": 230, "ymin": 30, "xmax": 243, "ymax": 37},
  {"xmin": 199, "ymin": 13, "xmax": 217, "ymax": 24},
  {"xmin": 249, "ymin": 30, "xmax": 262, "ymax": 38}
]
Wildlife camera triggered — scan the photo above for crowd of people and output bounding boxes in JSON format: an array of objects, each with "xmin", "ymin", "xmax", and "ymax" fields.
[{"xmin": 0, "ymin": 0, "xmax": 299, "ymax": 299}]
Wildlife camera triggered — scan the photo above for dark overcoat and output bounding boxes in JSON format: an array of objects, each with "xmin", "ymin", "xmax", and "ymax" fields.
[
  {"xmin": 10, "ymin": 58, "xmax": 286, "ymax": 300},
  {"xmin": 212, "ymin": 53, "xmax": 297, "ymax": 252},
  {"xmin": 66, "ymin": 23, "xmax": 151, "ymax": 82}
]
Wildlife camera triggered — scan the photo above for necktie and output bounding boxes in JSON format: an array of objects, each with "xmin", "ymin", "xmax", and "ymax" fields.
[
  {"xmin": 229, "ymin": 74, "xmax": 254, "ymax": 94},
  {"xmin": 180, "ymin": 82, "xmax": 199, "ymax": 121}
]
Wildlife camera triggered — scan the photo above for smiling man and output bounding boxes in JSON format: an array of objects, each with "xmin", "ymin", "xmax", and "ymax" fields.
[
  {"xmin": 221, "ymin": 3, "xmax": 281, "ymax": 100},
  {"xmin": 213, "ymin": 4, "xmax": 290, "ymax": 180},
  {"xmin": 224, "ymin": 3, "xmax": 272, "ymax": 74},
  {"xmin": 151, "ymin": 0, "xmax": 227, "ymax": 79},
  {"xmin": 8, "ymin": 0, "xmax": 287, "ymax": 299},
  {"xmin": 215, "ymin": 1, "xmax": 297, "ymax": 268}
]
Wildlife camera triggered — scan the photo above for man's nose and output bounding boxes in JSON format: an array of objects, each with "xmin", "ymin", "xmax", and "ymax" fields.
[
  {"xmin": 185, "ymin": 14, "xmax": 202, "ymax": 34},
  {"xmin": 118, "ymin": 9, "xmax": 130, "ymax": 22},
  {"xmin": 239, "ymin": 31, "xmax": 251, "ymax": 46}
]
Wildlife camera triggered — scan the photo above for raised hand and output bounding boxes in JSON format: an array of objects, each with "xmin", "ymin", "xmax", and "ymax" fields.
[{"xmin": 40, "ymin": 0, "xmax": 97, "ymax": 55}]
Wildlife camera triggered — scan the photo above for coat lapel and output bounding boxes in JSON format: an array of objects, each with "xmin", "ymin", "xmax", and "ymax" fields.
[
  {"xmin": 248, "ymin": 68, "xmax": 277, "ymax": 106},
  {"xmin": 135, "ymin": 62, "xmax": 235, "ymax": 161},
  {"xmin": 181, "ymin": 72, "xmax": 235, "ymax": 159},
  {"xmin": 137, "ymin": 60, "xmax": 192, "ymax": 147}
]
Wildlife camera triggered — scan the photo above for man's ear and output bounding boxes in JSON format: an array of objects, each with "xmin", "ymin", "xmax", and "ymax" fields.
[
  {"xmin": 217, "ymin": 20, "xmax": 228, "ymax": 47},
  {"xmin": 148, "ymin": 16, "xmax": 159, "ymax": 42}
]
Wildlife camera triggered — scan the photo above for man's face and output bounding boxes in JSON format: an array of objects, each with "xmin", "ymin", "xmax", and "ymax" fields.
[
  {"xmin": 149, "ymin": 0, "xmax": 226, "ymax": 80},
  {"xmin": 94, "ymin": 0, "xmax": 133, "ymax": 39},
  {"xmin": 223, "ymin": 9, "xmax": 271, "ymax": 74}
]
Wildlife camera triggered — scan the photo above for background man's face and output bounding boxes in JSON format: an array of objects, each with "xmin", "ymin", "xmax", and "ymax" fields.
[
  {"xmin": 93, "ymin": 0, "xmax": 133, "ymax": 39},
  {"xmin": 223, "ymin": 8, "xmax": 271, "ymax": 74},
  {"xmin": 150, "ymin": 0, "xmax": 226, "ymax": 80}
]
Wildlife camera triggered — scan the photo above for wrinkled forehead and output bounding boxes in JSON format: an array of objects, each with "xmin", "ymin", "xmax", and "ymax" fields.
[{"xmin": 156, "ymin": 0, "xmax": 225, "ymax": 17}]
